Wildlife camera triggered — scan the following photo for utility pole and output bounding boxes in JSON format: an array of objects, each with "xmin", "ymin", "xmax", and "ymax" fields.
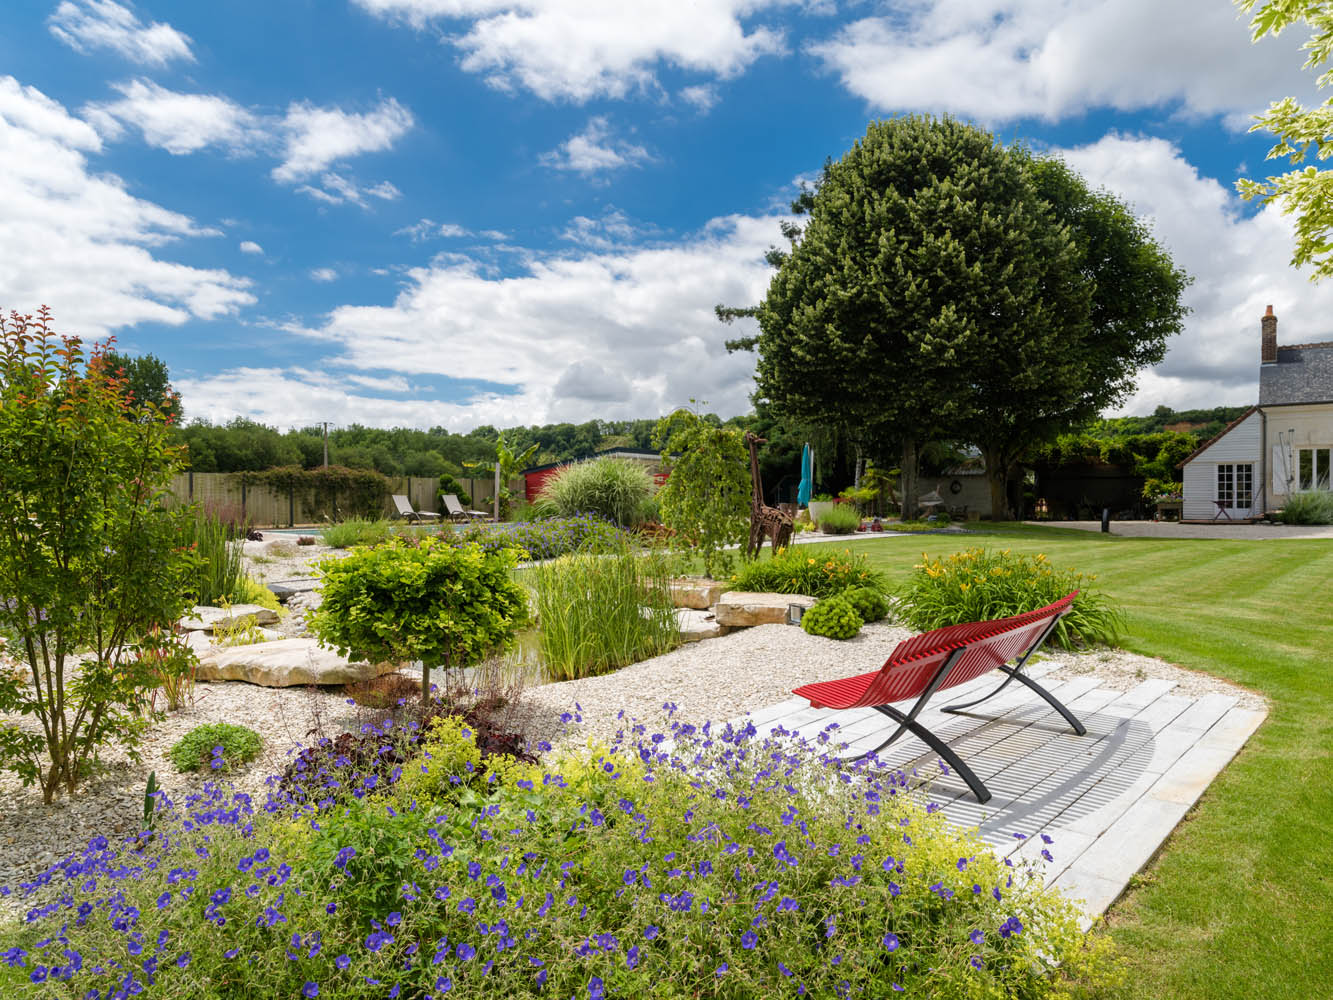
[{"xmin": 322, "ymin": 421, "xmax": 329, "ymax": 467}]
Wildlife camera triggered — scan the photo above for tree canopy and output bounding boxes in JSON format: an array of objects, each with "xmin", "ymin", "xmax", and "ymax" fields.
[
  {"xmin": 752, "ymin": 116, "xmax": 1188, "ymax": 518},
  {"xmin": 99, "ymin": 350, "xmax": 181, "ymax": 423},
  {"xmin": 1235, "ymin": 0, "xmax": 1333, "ymax": 280}
]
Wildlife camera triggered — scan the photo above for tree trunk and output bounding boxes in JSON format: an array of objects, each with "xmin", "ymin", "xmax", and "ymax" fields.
[
  {"xmin": 982, "ymin": 446, "xmax": 1012, "ymax": 521},
  {"xmin": 900, "ymin": 439, "xmax": 919, "ymax": 520}
]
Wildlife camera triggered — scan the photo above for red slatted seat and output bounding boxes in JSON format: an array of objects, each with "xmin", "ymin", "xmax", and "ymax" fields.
[{"xmin": 792, "ymin": 593, "xmax": 1083, "ymax": 803}]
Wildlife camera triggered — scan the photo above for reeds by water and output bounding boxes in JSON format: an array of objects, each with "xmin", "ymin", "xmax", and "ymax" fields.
[{"xmin": 525, "ymin": 536, "xmax": 679, "ymax": 681}]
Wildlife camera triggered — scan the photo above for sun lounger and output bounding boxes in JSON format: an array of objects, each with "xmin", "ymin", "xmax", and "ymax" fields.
[
  {"xmin": 792, "ymin": 593, "xmax": 1083, "ymax": 803},
  {"xmin": 392, "ymin": 494, "xmax": 441, "ymax": 524},
  {"xmin": 441, "ymin": 493, "xmax": 490, "ymax": 523}
]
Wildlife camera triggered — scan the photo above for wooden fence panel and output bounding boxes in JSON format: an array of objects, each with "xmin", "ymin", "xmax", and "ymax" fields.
[{"xmin": 166, "ymin": 472, "xmax": 526, "ymax": 527}]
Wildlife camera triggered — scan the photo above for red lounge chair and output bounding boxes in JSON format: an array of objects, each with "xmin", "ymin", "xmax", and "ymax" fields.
[{"xmin": 792, "ymin": 594, "xmax": 1084, "ymax": 804}]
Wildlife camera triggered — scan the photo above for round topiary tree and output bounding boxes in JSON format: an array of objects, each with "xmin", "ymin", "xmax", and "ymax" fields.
[{"xmin": 309, "ymin": 536, "xmax": 530, "ymax": 704}]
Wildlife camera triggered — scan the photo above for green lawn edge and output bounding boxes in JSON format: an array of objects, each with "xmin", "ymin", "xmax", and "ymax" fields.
[{"xmin": 793, "ymin": 526, "xmax": 1332, "ymax": 1000}]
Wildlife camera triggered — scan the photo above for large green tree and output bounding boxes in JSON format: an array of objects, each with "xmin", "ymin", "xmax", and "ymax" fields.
[
  {"xmin": 1236, "ymin": 0, "xmax": 1333, "ymax": 280},
  {"xmin": 100, "ymin": 350, "xmax": 181, "ymax": 423},
  {"xmin": 756, "ymin": 116, "xmax": 1092, "ymax": 516},
  {"xmin": 966, "ymin": 157, "xmax": 1190, "ymax": 516}
]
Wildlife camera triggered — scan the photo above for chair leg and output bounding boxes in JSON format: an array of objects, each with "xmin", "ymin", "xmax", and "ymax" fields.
[
  {"xmin": 941, "ymin": 664, "xmax": 1085, "ymax": 735},
  {"xmin": 1003, "ymin": 668, "xmax": 1087, "ymax": 735},
  {"xmin": 861, "ymin": 704, "xmax": 991, "ymax": 804}
]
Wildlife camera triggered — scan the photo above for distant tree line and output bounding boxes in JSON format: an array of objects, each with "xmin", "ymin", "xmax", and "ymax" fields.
[
  {"xmin": 172, "ymin": 411, "xmax": 848, "ymax": 504},
  {"xmin": 125, "ymin": 361, "xmax": 1242, "ymax": 508}
]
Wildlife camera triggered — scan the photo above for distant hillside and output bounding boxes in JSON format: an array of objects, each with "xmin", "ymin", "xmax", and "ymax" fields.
[{"xmin": 1088, "ymin": 405, "xmax": 1251, "ymax": 444}]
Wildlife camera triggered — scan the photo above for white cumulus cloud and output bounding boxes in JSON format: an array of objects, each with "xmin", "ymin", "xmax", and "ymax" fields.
[
  {"xmin": 0, "ymin": 76, "xmax": 253, "ymax": 336},
  {"xmin": 179, "ymin": 213, "xmax": 783, "ymax": 429},
  {"xmin": 309, "ymin": 267, "xmax": 339, "ymax": 282},
  {"xmin": 81, "ymin": 82, "xmax": 413, "ymax": 209},
  {"xmin": 352, "ymin": 0, "xmax": 792, "ymax": 102},
  {"xmin": 396, "ymin": 219, "xmax": 471, "ymax": 241},
  {"xmin": 808, "ymin": 0, "xmax": 1315, "ymax": 126},
  {"xmin": 238, "ymin": 240, "xmax": 263, "ymax": 255},
  {"xmin": 541, "ymin": 117, "xmax": 652, "ymax": 174},
  {"xmin": 1047, "ymin": 133, "xmax": 1333, "ymax": 412},
  {"xmin": 679, "ymin": 84, "xmax": 720, "ymax": 112},
  {"xmin": 48, "ymin": 0, "xmax": 194, "ymax": 66},
  {"xmin": 273, "ymin": 97, "xmax": 415, "ymax": 182},
  {"xmin": 82, "ymin": 78, "xmax": 261, "ymax": 155}
]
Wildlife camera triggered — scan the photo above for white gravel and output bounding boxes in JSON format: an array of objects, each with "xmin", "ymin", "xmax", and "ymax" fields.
[
  {"xmin": 513, "ymin": 621, "xmax": 1266, "ymax": 750},
  {"xmin": 0, "ymin": 539, "xmax": 1266, "ymax": 922}
]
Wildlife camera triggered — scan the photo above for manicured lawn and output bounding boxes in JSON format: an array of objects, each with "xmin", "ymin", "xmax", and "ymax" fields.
[{"xmin": 799, "ymin": 526, "xmax": 1333, "ymax": 999}]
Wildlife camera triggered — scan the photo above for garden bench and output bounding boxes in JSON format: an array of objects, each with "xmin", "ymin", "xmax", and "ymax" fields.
[{"xmin": 792, "ymin": 593, "xmax": 1083, "ymax": 803}]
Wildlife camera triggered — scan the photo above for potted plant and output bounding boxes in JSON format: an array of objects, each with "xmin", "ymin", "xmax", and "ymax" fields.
[{"xmin": 807, "ymin": 493, "xmax": 836, "ymax": 524}]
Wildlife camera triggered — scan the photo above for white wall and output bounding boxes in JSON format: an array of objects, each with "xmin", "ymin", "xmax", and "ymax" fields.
[
  {"xmin": 1263, "ymin": 402, "xmax": 1333, "ymax": 506},
  {"xmin": 1182, "ymin": 410, "xmax": 1261, "ymax": 520}
]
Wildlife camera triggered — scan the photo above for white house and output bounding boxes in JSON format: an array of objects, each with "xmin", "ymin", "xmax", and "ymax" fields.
[{"xmin": 1180, "ymin": 306, "xmax": 1333, "ymax": 521}]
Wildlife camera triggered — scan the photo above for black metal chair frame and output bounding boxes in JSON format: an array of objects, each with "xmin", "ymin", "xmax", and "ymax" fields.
[{"xmin": 859, "ymin": 611, "xmax": 1086, "ymax": 804}]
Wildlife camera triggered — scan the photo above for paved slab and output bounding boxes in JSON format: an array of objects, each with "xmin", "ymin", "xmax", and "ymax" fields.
[{"xmin": 729, "ymin": 670, "xmax": 1266, "ymax": 929}]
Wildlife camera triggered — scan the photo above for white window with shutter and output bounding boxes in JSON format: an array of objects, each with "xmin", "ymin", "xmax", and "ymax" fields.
[{"xmin": 1296, "ymin": 447, "xmax": 1332, "ymax": 491}]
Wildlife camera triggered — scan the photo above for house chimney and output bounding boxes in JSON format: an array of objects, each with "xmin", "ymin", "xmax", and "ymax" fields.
[{"xmin": 1261, "ymin": 305, "xmax": 1277, "ymax": 365}]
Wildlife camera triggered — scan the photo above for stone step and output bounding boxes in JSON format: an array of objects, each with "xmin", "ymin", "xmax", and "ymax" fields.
[
  {"xmin": 669, "ymin": 577, "xmax": 724, "ymax": 610},
  {"xmin": 676, "ymin": 608, "xmax": 730, "ymax": 643},
  {"xmin": 715, "ymin": 591, "xmax": 816, "ymax": 627},
  {"xmin": 196, "ymin": 637, "xmax": 403, "ymax": 687},
  {"xmin": 179, "ymin": 603, "xmax": 279, "ymax": 631},
  {"xmin": 266, "ymin": 578, "xmax": 321, "ymax": 602}
]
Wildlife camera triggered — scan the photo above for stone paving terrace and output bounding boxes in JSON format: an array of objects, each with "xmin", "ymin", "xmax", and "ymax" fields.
[{"xmin": 731, "ymin": 659, "xmax": 1266, "ymax": 929}]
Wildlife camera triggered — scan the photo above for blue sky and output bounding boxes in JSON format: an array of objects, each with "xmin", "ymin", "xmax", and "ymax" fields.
[{"xmin": 1, "ymin": 0, "xmax": 1331, "ymax": 431}]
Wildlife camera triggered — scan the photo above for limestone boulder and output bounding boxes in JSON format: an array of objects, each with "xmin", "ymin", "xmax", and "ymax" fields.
[
  {"xmin": 669, "ymin": 577, "xmax": 723, "ymax": 610},
  {"xmin": 675, "ymin": 608, "xmax": 730, "ymax": 643},
  {"xmin": 180, "ymin": 603, "xmax": 280, "ymax": 631},
  {"xmin": 715, "ymin": 591, "xmax": 816, "ymax": 627},
  {"xmin": 186, "ymin": 627, "xmax": 286, "ymax": 655},
  {"xmin": 184, "ymin": 630, "xmax": 214, "ymax": 656},
  {"xmin": 196, "ymin": 638, "xmax": 402, "ymax": 687},
  {"xmin": 267, "ymin": 578, "xmax": 320, "ymax": 603}
]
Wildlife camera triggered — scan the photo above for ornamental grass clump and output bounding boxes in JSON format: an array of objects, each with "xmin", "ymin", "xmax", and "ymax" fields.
[
  {"xmin": 1278, "ymin": 489, "xmax": 1333, "ymax": 525},
  {"xmin": 729, "ymin": 546, "xmax": 885, "ymax": 598},
  {"xmin": 534, "ymin": 456, "xmax": 657, "ymax": 527},
  {"xmin": 0, "ymin": 709, "xmax": 1120, "ymax": 999},
  {"xmin": 896, "ymin": 547, "xmax": 1124, "ymax": 649},
  {"xmin": 177, "ymin": 508, "xmax": 245, "ymax": 607},
  {"xmin": 524, "ymin": 535, "xmax": 679, "ymax": 681},
  {"xmin": 322, "ymin": 518, "xmax": 396, "ymax": 549},
  {"xmin": 816, "ymin": 504, "xmax": 861, "ymax": 535}
]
